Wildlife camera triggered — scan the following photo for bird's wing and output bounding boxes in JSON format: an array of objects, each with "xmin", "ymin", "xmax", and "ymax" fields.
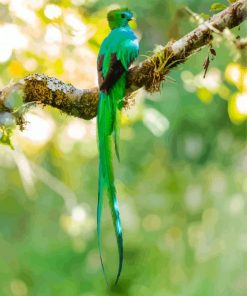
[
  {"xmin": 97, "ymin": 54, "xmax": 104, "ymax": 89},
  {"xmin": 98, "ymin": 38, "xmax": 139, "ymax": 93},
  {"xmin": 98, "ymin": 53, "xmax": 126, "ymax": 93},
  {"xmin": 116, "ymin": 38, "xmax": 139, "ymax": 71}
]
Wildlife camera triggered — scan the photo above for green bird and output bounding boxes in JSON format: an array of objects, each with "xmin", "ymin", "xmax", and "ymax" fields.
[{"xmin": 97, "ymin": 8, "xmax": 139, "ymax": 285}]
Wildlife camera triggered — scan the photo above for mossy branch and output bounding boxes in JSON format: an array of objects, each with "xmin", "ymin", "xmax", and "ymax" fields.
[{"xmin": 0, "ymin": 0, "xmax": 246, "ymax": 125}]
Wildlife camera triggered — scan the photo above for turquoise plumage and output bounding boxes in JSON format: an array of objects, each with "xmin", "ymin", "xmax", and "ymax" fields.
[{"xmin": 97, "ymin": 8, "xmax": 139, "ymax": 285}]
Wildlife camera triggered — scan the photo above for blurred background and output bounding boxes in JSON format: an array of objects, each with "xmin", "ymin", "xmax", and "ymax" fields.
[{"xmin": 0, "ymin": 0, "xmax": 247, "ymax": 295}]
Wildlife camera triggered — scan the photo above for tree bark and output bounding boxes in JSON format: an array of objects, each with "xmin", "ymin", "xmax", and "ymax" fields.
[{"xmin": 0, "ymin": 0, "xmax": 246, "ymax": 121}]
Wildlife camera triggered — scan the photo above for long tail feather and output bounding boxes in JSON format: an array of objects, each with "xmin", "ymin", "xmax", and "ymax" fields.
[
  {"xmin": 113, "ymin": 107, "xmax": 120, "ymax": 162},
  {"xmin": 97, "ymin": 162, "xmax": 109, "ymax": 286},
  {"xmin": 97, "ymin": 91, "xmax": 123, "ymax": 285}
]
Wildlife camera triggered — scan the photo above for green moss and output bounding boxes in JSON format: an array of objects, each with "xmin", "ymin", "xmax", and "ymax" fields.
[{"xmin": 128, "ymin": 44, "xmax": 184, "ymax": 93}]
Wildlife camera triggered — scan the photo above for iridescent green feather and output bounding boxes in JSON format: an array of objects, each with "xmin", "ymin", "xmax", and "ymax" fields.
[
  {"xmin": 97, "ymin": 83, "xmax": 125, "ymax": 285},
  {"xmin": 97, "ymin": 8, "xmax": 139, "ymax": 285}
]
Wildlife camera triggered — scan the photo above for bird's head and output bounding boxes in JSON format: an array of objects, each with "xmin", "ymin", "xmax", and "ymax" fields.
[{"xmin": 107, "ymin": 8, "xmax": 134, "ymax": 30}]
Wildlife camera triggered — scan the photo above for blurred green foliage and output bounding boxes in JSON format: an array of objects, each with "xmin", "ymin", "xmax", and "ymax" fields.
[{"xmin": 0, "ymin": 0, "xmax": 247, "ymax": 295}]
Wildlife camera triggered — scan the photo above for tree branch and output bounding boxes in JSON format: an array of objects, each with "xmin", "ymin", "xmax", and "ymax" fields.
[{"xmin": 0, "ymin": 0, "xmax": 246, "ymax": 122}]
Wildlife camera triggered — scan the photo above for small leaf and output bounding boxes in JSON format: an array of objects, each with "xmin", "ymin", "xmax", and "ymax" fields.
[
  {"xmin": 203, "ymin": 55, "xmax": 210, "ymax": 78},
  {"xmin": 0, "ymin": 112, "xmax": 16, "ymax": 129},
  {"xmin": 210, "ymin": 48, "xmax": 217, "ymax": 56},
  {"xmin": 4, "ymin": 89, "xmax": 24, "ymax": 111},
  {"xmin": 0, "ymin": 127, "xmax": 14, "ymax": 149},
  {"xmin": 210, "ymin": 3, "xmax": 227, "ymax": 11}
]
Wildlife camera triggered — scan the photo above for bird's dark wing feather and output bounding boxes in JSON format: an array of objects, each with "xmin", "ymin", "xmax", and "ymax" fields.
[
  {"xmin": 98, "ymin": 53, "xmax": 126, "ymax": 93},
  {"xmin": 97, "ymin": 54, "xmax": 104, "ymax": 89}
]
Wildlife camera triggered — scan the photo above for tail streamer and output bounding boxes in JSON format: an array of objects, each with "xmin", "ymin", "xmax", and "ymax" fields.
[{"xmin": 97, "ymin": 91, "xmax": 123, "ymax": 286}]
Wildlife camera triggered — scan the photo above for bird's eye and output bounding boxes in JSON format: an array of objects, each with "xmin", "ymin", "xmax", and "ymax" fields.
[{"xmin": 121, "ymin": 13, "xmax": 125, "ymax": 18}]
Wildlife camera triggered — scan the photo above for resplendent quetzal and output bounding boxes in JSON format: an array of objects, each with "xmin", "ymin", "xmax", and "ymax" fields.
[{"xmin": 97, "ymin": 8, "xmax": 139, "ymax": 284}]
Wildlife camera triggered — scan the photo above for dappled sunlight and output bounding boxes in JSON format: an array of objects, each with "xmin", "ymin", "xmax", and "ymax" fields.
[
  {"xmin": 11, "ymin": 150, "xmax": 36, "ymax": 197},
  {"xmin": 226, "ymin": 63, "xmax": 241, "ymax": 84},
  {"xmin": 66, "ymin": 119, "xmax": 87, "ymax": 141},
  {"xmin": 9, "ymin": 0, "xmax": 39, "ymax": 25},
  {"xmin": 143, "ymin": 107, "xmax": 170, "ymax": 137},
  {"xmin": 60, "ymin": 204, "xmax": 95, "ymax": 238},
  {"xmin": 228, "ymin": 193, "xmax": 245, "ymax": 216},
  {"xmin": 185, "ymin": 185, "xmax": 203, "ymax": 213},
  {"xmin": 181, "ymin": 64, "xmax": 247, "ymax": 123},
  {"xmin": 19, "ymin": 111, "xmax": 55, "ymax": 146},
  {"xmin": 57, "ymin": 118, "xmax": 97, "ymax": 156},
  {"xmin": 45, "ymin": 25, "xmax": 63, "ymax": 44},
  {"xmin": 228, "ymin": 92, "xmax": 247, "ymax": 123},
  {"xmin": 0, "ymin": 0, "xmax": 97, "ymax": 86},
  {"xmin": 65, "ymin": 12, "xmax": 87, "ymax": 33},
  {"xmin": 0, "ymin": 24, "xmax": 28, "ymax": 63},
  {"xmin": 10, "ymin": 279, "xmax": 28, "ymax": 296},
  {"xmin": 181, "ymin": 68, "xmax": 222, "ymax": 103},
  {"xmin": 44, "ymin": 4, "xmax": 62, "ymax": 20},
  {"xmin": 236, "ymin": 93, "xmax": 247, "ymax": 115}
]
